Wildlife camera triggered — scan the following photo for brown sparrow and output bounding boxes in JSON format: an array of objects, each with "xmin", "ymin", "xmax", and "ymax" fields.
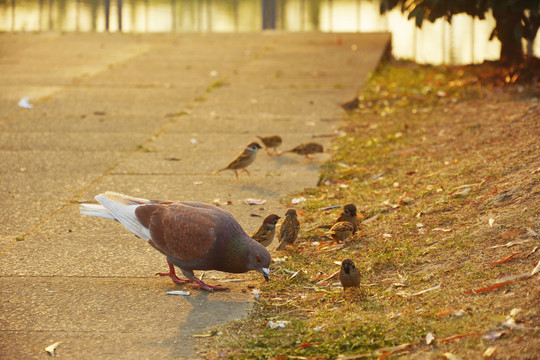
[
  {"xmin": 334, "ymin": 203, "xmax": 358, "ymax": 234},
  {"xmin": 213, "ymin": 142, "xmax": 262, "ymax": 178},
  {"xmin": 285, "ymin": 142, "xmax": 323, "ymax": 159},
  {"xmin": 339, "ymin": 259, "xmax": 360, "ymax": 289},
  {"xmin": 256, "ymin": 135, "xmax": 282, "ymax": 155},
  {"xmin": 328, "ymin": 221, "xmax": 354, "ymax": 243},
  {"xmin": 276, "ymin": 209, "xmax": 300, "ymax": 250},
  {"xmin": 251, "ymin": 214, "xmax": 281, "ymax": 247}
]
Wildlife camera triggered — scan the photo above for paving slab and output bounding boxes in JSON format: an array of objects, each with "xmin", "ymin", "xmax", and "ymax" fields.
[{"xmin": 0, "ymin": 32, "xmax": 390, "ymax": 359}]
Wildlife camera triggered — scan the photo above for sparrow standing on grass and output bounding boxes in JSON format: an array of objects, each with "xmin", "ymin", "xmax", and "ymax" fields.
[
  {"xmin": 339, "ymin": 259, "xmax": 360, "ymax": 289},
  {"xmin": 328, "ymin": 221, "xmax": 355, "ymax": 243},
  {"xmin": 285, "ymin": 142, "xmax": 323, "ymax": 159},
  {"xmin": 256, "ymin": 135, "xmax": 282, "ymax": 155},
  {"xmin": 213, "ymin": 142, "xmax": 262, "ymax": 178},
  {"xmin": 334, "ymin": 203, "xmax": 358, "ymax": 234},
  {"xmin": 276, "ymin": 209, "xmax": 300, "ymax": 250},
  {"xmin": 251, "ymin": 214, "xmax": 281, "ymax": 247}
]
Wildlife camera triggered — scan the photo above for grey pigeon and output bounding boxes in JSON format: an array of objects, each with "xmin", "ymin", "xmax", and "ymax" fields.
[{"xmin": 80, "ymin": 192, "xmax": 271, "ymax": 291}]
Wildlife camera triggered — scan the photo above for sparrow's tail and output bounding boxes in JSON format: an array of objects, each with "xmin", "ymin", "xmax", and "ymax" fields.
[
  {"xmin": 212, "ymin": 168, "xmax": 225, "ymax": 175},
  {"xmin": 276, "ymin": 240, "xmax": 287, "ymax": 251}
]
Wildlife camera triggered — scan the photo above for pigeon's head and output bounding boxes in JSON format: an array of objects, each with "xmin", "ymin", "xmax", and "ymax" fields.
[
  {"xmin": 263, "ymin": 214, "xmax": 281, "ymax": 228},
  {"xmin": 341, "ymin": 259, "xmax": 356, "ymax": 275},
  {"xmin": 249, "ymin": 242, "xmax": 271, "ymax": 281},
  {"xmin": 343, "ymin": 204, "xmax": 357, "ymax": 217},
  {"xmin": 246, "ymin": 142, "xmax": 263, "ymax": 152}
]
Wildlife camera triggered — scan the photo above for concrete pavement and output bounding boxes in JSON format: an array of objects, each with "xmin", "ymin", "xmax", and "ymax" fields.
[{"xmin": 0, "ymin": 32, "xmax": 389, "ymax": 359}]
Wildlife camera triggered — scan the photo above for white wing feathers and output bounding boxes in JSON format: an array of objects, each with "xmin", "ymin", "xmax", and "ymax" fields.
[{"xmin": 80, "ymin": 192, "xmax": 152, "ymax": 241}]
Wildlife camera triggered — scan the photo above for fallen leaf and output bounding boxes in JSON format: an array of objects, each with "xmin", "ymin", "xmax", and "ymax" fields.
[
  {"xmin": 45, "ymin": 342, "xmax": 60, "ymax": 357},
  {"xmin": 482, "ymin": 330, "xmax": 505, "ymax": 342},
  {"xmin": 291, "ymin": 197, "xmax": 306, "ymax": 204},
  {"xmin": 489, "ymin": 218, "xmax": 495, "ymax": 227},
  {"xmin": 491, "ymin": 252, "xmax": 521, "ymax": 266},
  {"xmin": 483, "ymin": 347, "xmax": 497, "ymax": 358},
  {"xmin": 464, "ymin": 280, "xmax": 513, "ymax": 294},
  {"xmin": 298, "ymin": 343, "xmax": 315, "ymax": 348},
  {"xmin": 489, "ymin": 239, "xmax": 530, "ymax": 249},
  {"xmin": 426, "ymin": 332, "xmax": 435, "ymax": 344},
  {"xmin": 499, "ymin": 229, "xmax": 526, "ymax": 240},
  {"xmin": 244, "ymin": 198, "xmax": 266, "ymax": 205},
  {"xmin": 443, "ymin": 353, "xmax": 461, "ymax": 360},
  {"xmin": 440, "ymin": 333, "xmax": 477, "ymax": 342}
]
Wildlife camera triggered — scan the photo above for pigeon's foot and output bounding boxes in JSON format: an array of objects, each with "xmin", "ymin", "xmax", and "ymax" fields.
[
  {"xmin": 191, "ymin": 278, "xmax": 229, "ymax": 292},
  {"xmin": 157, "ymin": 261, "xmax": 194, "ymax": 284}
]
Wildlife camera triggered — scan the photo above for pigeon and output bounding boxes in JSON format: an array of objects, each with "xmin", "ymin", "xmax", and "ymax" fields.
[
  {"xmin": 213, "ymin": 141, "xmax": 262, "ymax": 178},
  {"xmin": 276, "ymin": 209, "xmax": 300, "ymax": 250},
  {"xmin": 339, "ymin": 259, "xmax": 360, "ymax": 289},
  {"xmin": 328, "ymin": 221, "xmax": 354, "ymax": 243},
  {"xmin": 251, "ymin": 214, "xmax": 281, "ymax": 247},
  {"xmin": 284, "ymin": 142, "xmax": 323, "ymax": 159},
  {"xmin": 80, "ymin": 192, "xmax": 271, "ymax": 291},
  {"xmin": 256, "ymin": 135, "xmax": 282, "ymax": 155}
]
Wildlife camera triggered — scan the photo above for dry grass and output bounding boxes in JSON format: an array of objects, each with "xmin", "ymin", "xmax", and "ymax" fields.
[{"xmin": 200, "ymin": 61, "xmax": 540, "ymax": 360}]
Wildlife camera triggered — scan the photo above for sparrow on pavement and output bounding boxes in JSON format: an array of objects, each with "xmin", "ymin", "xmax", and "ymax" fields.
[
  {"xmin": 339, "ymin": 259, "xmax": 360, "ymax": 289},
  {"xmin": 284, "ymin": 142, "xmax": 323, "ymax": 159},
  {"xmin": 276, "ymin": 209, "xmax": 300, "ymax": 250},
  {"xmin": 213, "ymin": 142, "xmax": 262, "ymax": 178},
  {"xmin": 251, "ymin": 214, "xmax": 281, "ymax": 247},
  {"xmin": 80, "ymin": 192, "xmax": 271, "ymax": 292},
  {"xmin": 256, "ymin": 135, "xmax": 282, "ymax": 155}
]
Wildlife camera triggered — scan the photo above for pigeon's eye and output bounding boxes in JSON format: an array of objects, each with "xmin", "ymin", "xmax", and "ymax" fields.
[{"xmin": 256, "ymin": 256, "xmax": 261, "ymax": 262}]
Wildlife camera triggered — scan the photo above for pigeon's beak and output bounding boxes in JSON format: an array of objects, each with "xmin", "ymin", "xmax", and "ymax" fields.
[{"xmin": 261, "ymin": 268, "xmax": 270, "ymax": 282}]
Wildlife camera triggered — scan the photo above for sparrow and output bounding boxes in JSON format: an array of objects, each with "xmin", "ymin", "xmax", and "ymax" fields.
[
  {"xmin": 334, "ymin": 203, "xmax": 358, "ymax": 234},
  {"xmin": 284, "ymin": 142, "xmax": 323, "ymax": 159},
  {"xmin": 251, "ymin": 214, "xmax": 281, "ymax": 247},
  {"xmin": 276, "ymin": 209, "xmax": 300, "ymax": 250},
  {"xmin": 339, "ymin": 259, "xmax": 360, "ymax": 289},
  {"xmin": 213, "ymin": 142, "xmax": 262, "ymax": 178},
  {"xmin": 328, "ymin": 221, "xmax": 354, "ymax": 243},
  {"xmin": 311, "ymin": 203, "xmax": 359, "ymax": 233},
  {"xmin": 256, "ymin": 135, "xmax": 282, "ymax": 155},
  {"xmin": 80, "ymin": 192, "xmax": 271, "ymax": 292}
]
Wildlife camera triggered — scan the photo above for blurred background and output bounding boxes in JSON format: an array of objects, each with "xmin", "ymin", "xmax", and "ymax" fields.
[{"xmin": 1, "ymin": 0, "xmax": 539, "ymax": 65}]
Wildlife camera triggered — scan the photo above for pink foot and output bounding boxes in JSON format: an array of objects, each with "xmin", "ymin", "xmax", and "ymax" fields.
[
  {"xmin": 191, "ymin": 277, "xmax": 229, "ymax": 292},
  {"xmin": 156, "ymin": 261, "xmax": 193, "ymax": 285}
]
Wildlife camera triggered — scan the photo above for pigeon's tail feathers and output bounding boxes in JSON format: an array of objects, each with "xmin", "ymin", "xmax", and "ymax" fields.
[
  {"xmin": 80, "ymin": 203, "xmax": 116, "ymax": 220},
  {"xmin": 95, "ymin": 193, "xmax": 152, "ymax": 241},
  {"xmin": 101, "ymin": 191, "xmax": 151, "ymax": 205},
  {"xmin": 212, "ymin": 168, "xmax": 225, "ymax": 175}
]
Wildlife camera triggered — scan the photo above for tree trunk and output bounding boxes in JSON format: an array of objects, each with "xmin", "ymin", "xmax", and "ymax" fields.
[{"xmin": 492, "ymin": 11, "xmax": 524, "ymax": 65}]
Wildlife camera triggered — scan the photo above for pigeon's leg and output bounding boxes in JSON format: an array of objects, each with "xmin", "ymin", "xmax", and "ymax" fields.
[
  {"xmin": 191, "ymin": 277, "xmax": 229, "ymax": 292},
  {"xmin": 305, "ymin": 154, "xmax": 313, "ymax": 160},
  {"xmin": 234, "ymin": 170, "xmax": 239, "ymax": 179},
  {"xmin": 242, "ymin": 168, "xmax": 251, "ymax": 175},
  {"xmin": 180, "ymin": 269, "xmax": 229, "ymax": 292},
  {"xmin": 156, "ymin": 260, "xmax": 193, "ymax": 284}
]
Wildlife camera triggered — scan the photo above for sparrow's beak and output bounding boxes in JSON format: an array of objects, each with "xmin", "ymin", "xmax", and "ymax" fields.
[{"xmin": 261, "ymin": 268, "xmax": 270, "ymax": 282}]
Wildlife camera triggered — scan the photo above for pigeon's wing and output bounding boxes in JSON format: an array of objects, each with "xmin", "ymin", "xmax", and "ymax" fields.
[
  {"xmin": 96, "ymin": 194, "xmax": 152, "ymax": 241},
  {"xmin": 136, "ymin": 203, "xmax": 217, "ymax": 263}
]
